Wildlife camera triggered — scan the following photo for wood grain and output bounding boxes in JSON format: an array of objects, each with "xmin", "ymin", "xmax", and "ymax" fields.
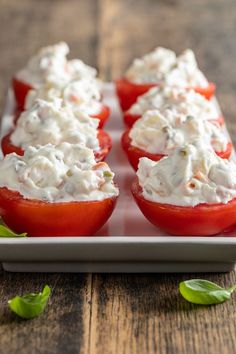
[
  {"xmin": 0, "ymin": 272, "xmax": 92, "ymax": 354},
  {"xmin": 89, "ymin": 273, "xmax": 236, "ymax": 354},
  {"xmin": 0, "ymin": 0, "xmax": 236, "ymax": 353}
]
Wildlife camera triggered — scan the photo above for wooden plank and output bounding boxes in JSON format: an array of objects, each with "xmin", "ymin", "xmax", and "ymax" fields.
[
  {"xmin": 89, "ymin": 272, "xmax": 236, "ymax": 354},
  {"xmin": 0, "ymin": 272, "xmax": 92, "ymax": 354}
]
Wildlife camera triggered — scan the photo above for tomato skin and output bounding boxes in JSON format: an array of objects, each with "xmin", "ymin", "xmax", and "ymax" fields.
[
  {"xmin": 122, "ymin": 129, "xmax": 232, "ymax": 170},
  {"xmin": 12, "ymin": 77, "xmax": 33, "ymax": 111},
  {"xmin": 91, "ymin": 105, "xmax": 110, "ymax": 128},
  {"xmin": 13, "ymin": 76, "xmax": 110, "ymax": 128},
  {"xmin": 121, "ymin": 130, "xmax": 164, "ymax": 170},
  {"xmin": 123, "ymin": 112, "xmax": 141, "ymax": 127},
  {"xmin": 0, "ymin": 187, "xmax": 117, "ymax": 236},
  {"xmin": 1, "ymin": 129, "xmax": 112, "ymax": 162},
  {"xmin": 1, "ymin": 133, "xmax": 24, "ymax": 156},
  {"xmin": 124, "ymin": 112, "xmax": 224, "ymax": 128},
  {"xmin": 115, "ymin": 78, "xmax": 216, "ymax": 112},
  {"xmin": 131, "ymin": 178, "xmax": 236, "ymax": 236},
  {"xmin": 115, "ymin": 78, "xmax": 156, "ymax": 112},
  {"xmin": 94, "ymin": 129, "xmax": 112, "ymax": 162}
]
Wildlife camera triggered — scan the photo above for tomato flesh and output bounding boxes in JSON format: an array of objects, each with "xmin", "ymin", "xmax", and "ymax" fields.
[
  {"xmin": 121, "ymin": 130, "xmax": 165, "ymax": 170},
  {"xmin": 123, "ymin": 113, "xmax": 141, "ymax": 127},
  {"xmin": 115, "ymin": 78, "xmax": 216, "ymax": 112},
  {"xmin": 0, "ymin": 187, "xmax": 117, "ymax": 236},
  {"xmin": 131, "ymin": 178, "xmax": 236, "ymax": 236},
  {"xmin": 94, "ymin": 129, "xmax": 112, "ymax": 162},
  {"xmin": 91, "ymin": 105, "xmax": 110, "ymax": 128},
  {"xmin": 115, "ymin": 78, "xmax": 156, "ymax": 112},
  {"xmin": 1, "ymin": 133, "xmax": 23, "ymax": 156},
  {"xmin": 1, "ymin": 129, "xmax": 112, "ymax": 162},
  {"xmin": 12, "ymin": 77, "xmax": 33, "ymax": 111}
]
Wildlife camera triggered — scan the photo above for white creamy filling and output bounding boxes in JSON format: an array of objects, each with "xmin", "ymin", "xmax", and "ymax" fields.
[
  {"xmin": 11, "ymin": 99, "xmax": 100, "ymax": 151},
  {"xmin": 129, "ymin": 109, "xmax": 227, "ymax": 155},
  {"xmin": 0, "ymin": 143, "xmax": 118, "ymax": 202},
  {"xmin": 137, "ymin": 142, "xmax": 236, "ymax": 207},
  {"xmin": 16, "ymin": 42, "xmax": 97, "ymax": 87},
  {"xmin": 125, "ymin": 47, "xmax": 208, "ymax": 87},
  {"xmin": 128, "ymin": 86, "xmax": 219, "ymax": 121},
  {"xmin": 25, "ymin": 78, "xmax": 102, "ymax": 115}
]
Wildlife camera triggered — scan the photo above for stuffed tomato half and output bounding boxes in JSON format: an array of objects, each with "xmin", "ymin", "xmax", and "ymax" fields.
[
  {"xmin": 132, "ymin": 143, "xmax": 236, "ymax": 236},
  {"xmin": 123, "ymin": 86, "xmax": 224, "ymax": 128},
  {"xmin": 124, "ymin": 111, "xmax": 224, "ymax": 128},
  {"xmin": 0, "ymin": 187, "xmax": 117, "ymax": 237},
  {"xmin": 2, "ymin": 129, "xmax": 112, "ymax": 163},
  {"xmin": 15, "ymin": 78, "xmax": 110, "ymax": 129},
  {"xmin": 0, "ymin": 144, "xmax": 119, "ymax": 236},
  {"xmin": 122, "ymin": 109, "xmax": 232, "ymax": 171},
  {"xmin": 116, "ymin": 47, "xmax": 215, "ymax": 111},
  {"xmin": 13, "ymin": 42, "xmax": 110, "ymax": 127},
  {"xmin": 116, "ymin": 78, "xmax": 215, "ymax": 112},
  {"xmin": 2, "ymin": 99, "xmax": 112, "ymax": 162},
  {"xmin": 132, "ymin": 178, "xmax": 236, "ymax": 236}
]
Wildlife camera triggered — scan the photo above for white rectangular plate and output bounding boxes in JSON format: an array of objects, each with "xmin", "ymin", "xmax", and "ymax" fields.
[{"xmin": 0, "ymin": 83, "xmax": 236, "ymax": 272}]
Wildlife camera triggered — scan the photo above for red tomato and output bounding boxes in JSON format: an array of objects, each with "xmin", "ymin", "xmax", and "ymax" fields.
[
  {"xmin": 0, "ymin": 187, "xmax": 117, "ymax": 236},
  {"xmin": 14, "ymin": 103, "xmax": 110, "ymax": 129},
  {"xmin": 122, "ymin": 130, "xmax": 232, "ymax": 171},
  {"xmin": 115, "ymin": 78, "xmax": 216, "ymax": 112},
  {"xmin": 123, "ymin": 112, "xmax": 224, "ymax": 128},
  {"xmin": 89, "ymin": 104, "xmax": 110, "ymax": 128},
  {"xmin": 12, "ymin": 77, "xmax": 33, "ymax": 111},
  {"xmin": 115, "ymin": 78, "xmax": 156, "ymax": 111},
  {"xmin": 123, "ymin": 112, "xmax": 141, "ymax": 127},
  {"xmin": 131, "ymin": 177, "xmax": 236, "ymax": 236},
  {"xmin": 13, "ymin": 77, "xmax": 110, "ymax": 128},
  {"xmin": 121, "ymin": 130, "xmax": 164, "ymax": 170},
  {"xmin": 1, "ymin": 133, "xmax": 23, "ymax": 156},
  {"xmin": 94, "ymin": 130, "xmax": 112, "ymax": 162},
  {"xmin": 1, "ymin": 129, "xmax": 112, "ymax": 162}
]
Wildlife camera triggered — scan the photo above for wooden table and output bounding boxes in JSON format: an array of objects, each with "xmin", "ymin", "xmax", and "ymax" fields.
[{"xmin": 0, "ymin": 1, "xmax": 236, "ymax": 353}]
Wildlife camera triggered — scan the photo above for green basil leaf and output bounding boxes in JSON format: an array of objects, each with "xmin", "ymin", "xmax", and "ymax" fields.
[
  {"xmin": 8, "ymin": 285, "xmax": 51, "ymax": 319},
  {"xmin": 0, "ymin": 224, "xmax": 27, "ymax": 238},
  {"xmin": 179, "ymin": 279, "xmax": 236, "ymax": 305}
]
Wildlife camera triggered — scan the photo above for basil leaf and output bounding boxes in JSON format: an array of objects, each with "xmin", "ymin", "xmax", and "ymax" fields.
[
  {"xmin": 179, "ymin": 279, "xmax": 236, "ymax": 305},
  {"xmin": 8, "ymin": 285, "xmax": 51, "ymax": 319},
  {"xmin": 0, "ymin": 224, "xmax": 27, "ymax": 238}
]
